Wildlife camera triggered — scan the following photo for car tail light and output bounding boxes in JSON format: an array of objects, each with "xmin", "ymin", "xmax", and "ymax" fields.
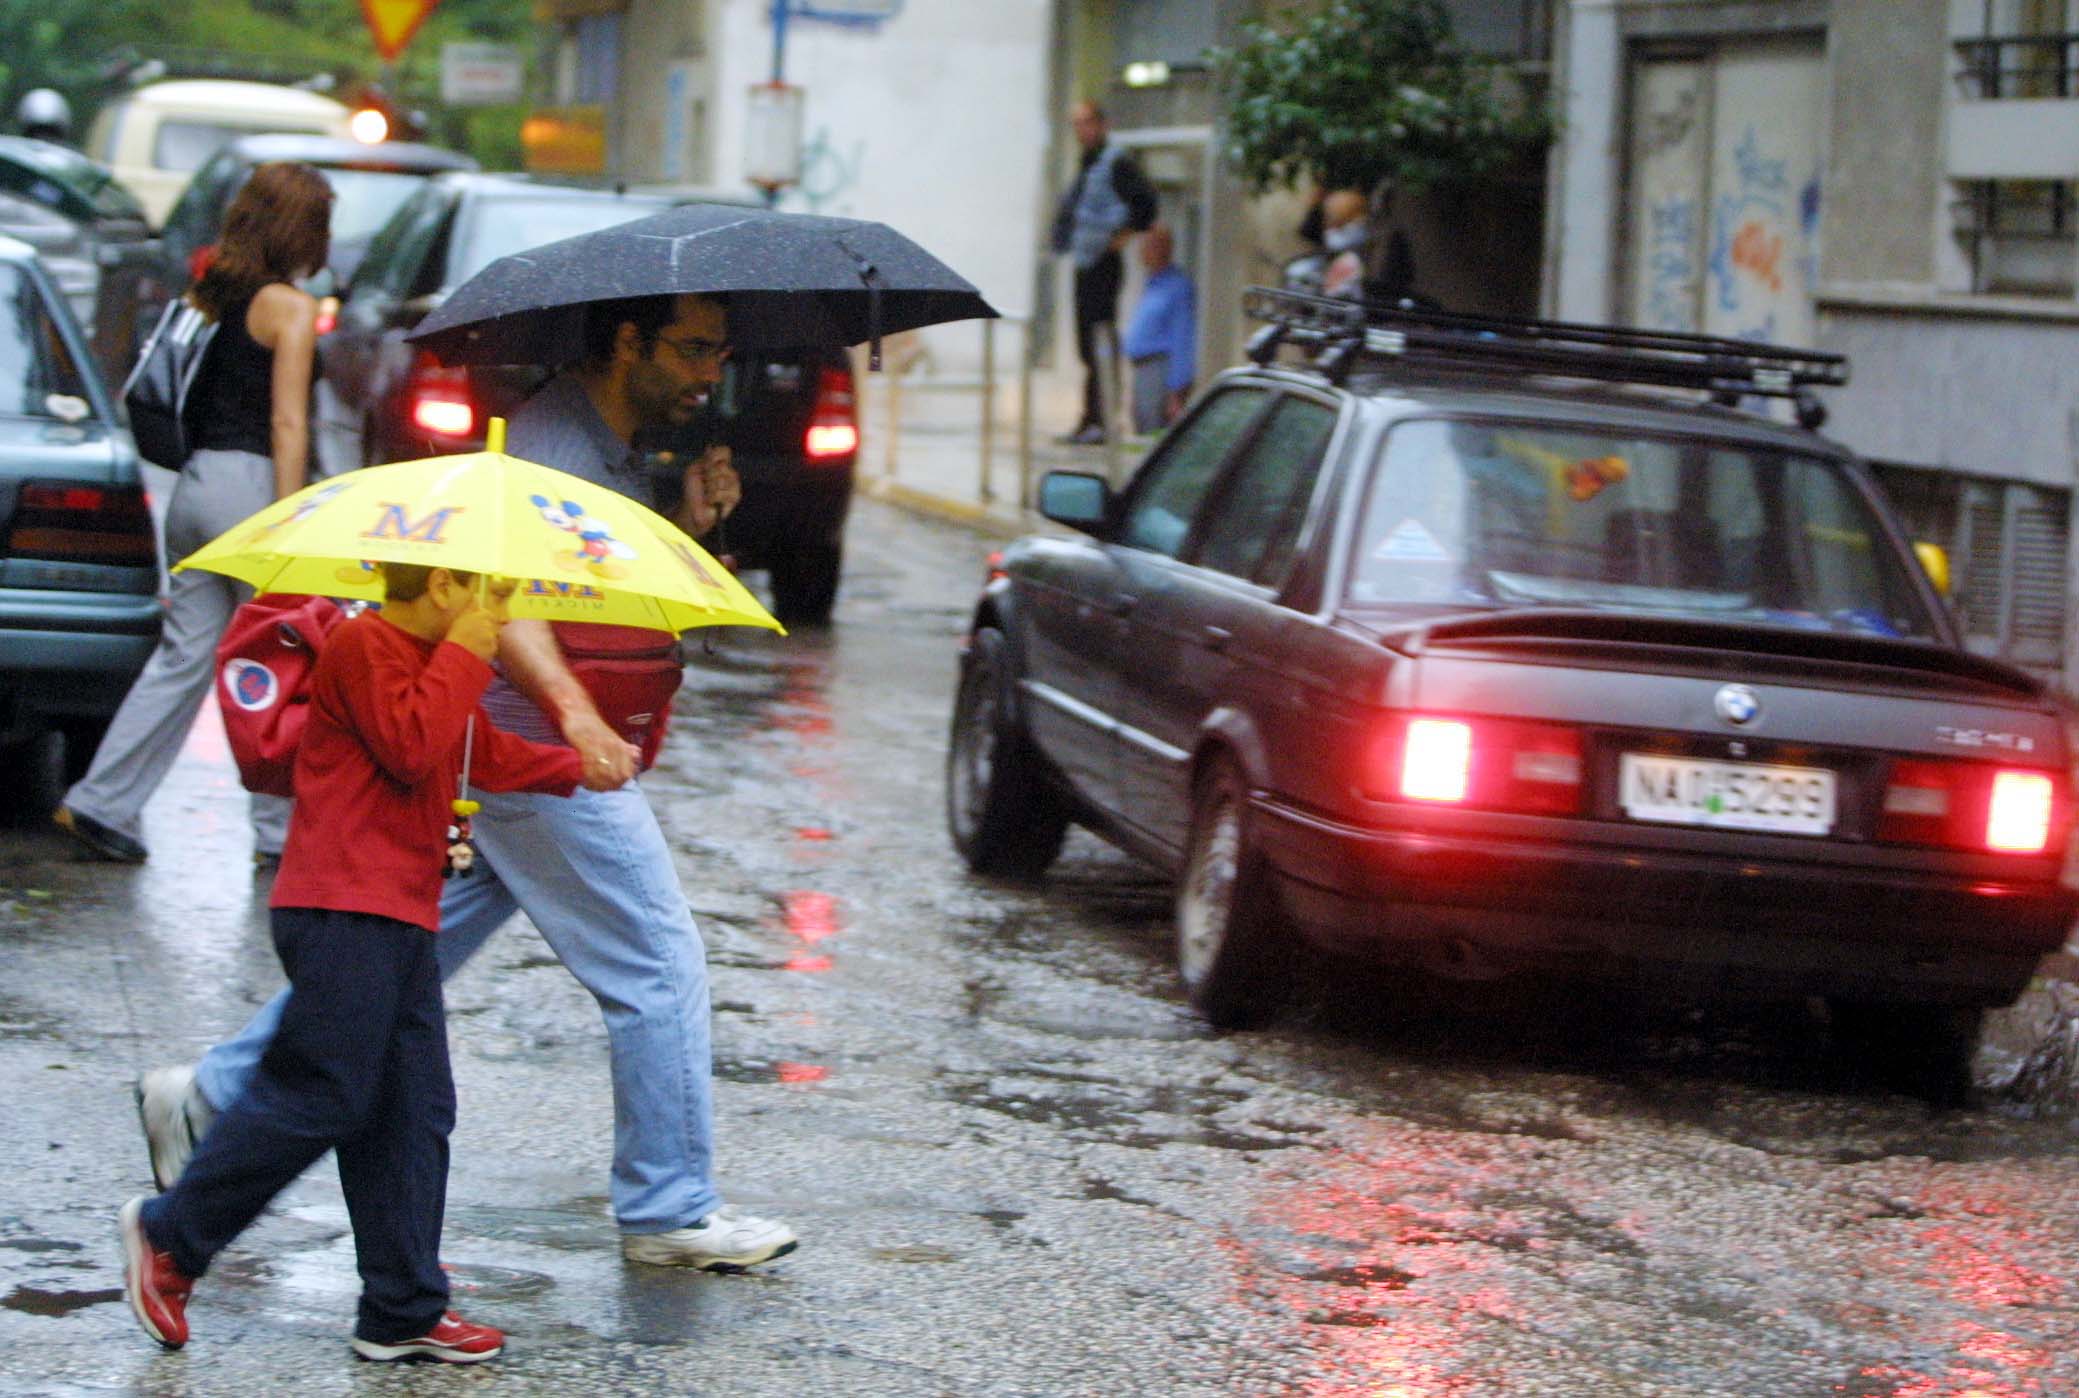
[
  {"xmin": 1988, "ymin": 771, "xmax": 2056, "ymax": 853},
  {"xmin": 407, "ymin": 356, "xmax": 475, "ymax": 440},
  {"xmin": 1879, "ymin": 756, "xmax": 2063, "ymax": 854},
  {"xmin": 1401, "ymin": 719, "xmax": 1472, "ymax": 802},
  {"xmin": 313, "ymin": 296, "xmax": 339, "ymax": 337},
  {"xmin": 1367, "ymin": 714, "xmax": 1584, "ymax": 815},
  {"xmin": 804, "ymin": 364, "xmax": 858, "ymax": 460},
  {"xmin": 6, "ymin": 480, "xmax": 155, "ymax": 566}
]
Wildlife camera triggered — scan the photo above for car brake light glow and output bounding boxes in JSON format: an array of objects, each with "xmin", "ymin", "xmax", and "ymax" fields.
[
  {"xmin": 805, "ymin": 423, "xmax": 860, "ymax": 458},
  {"xmin": 804, "ymin": 363, "xmax": 858, "ymax": 461},
  {"xmin": 1401, "ymin": 720, "xmax": 1472, "ymax": 802},
  {"xmin": 411, "ymin": 396, "xmax": 475, "ymax": 438},
  {"xmin": 1987, "ymin": 770, "xmax": 2055, "ymax": 853}
]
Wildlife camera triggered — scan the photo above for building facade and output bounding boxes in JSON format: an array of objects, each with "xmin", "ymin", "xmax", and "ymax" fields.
[{"xmin": 1548, "ymin": 0, "xmax": 2079, "ymax": 682}]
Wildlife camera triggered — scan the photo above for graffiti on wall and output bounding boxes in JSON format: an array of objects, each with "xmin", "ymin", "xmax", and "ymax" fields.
[
  {"xmin": 1707, "ymin": 127, "xmax": 1804, "ymax": 340},
  {"xmin": 788, "ymin": 124, "xmax": 867, "ymax": 215}
]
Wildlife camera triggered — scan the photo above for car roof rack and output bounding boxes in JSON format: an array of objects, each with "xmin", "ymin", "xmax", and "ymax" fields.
[{"xmin": 1243, "ymin": 286, "xmax": 1847, "ymax": 424}]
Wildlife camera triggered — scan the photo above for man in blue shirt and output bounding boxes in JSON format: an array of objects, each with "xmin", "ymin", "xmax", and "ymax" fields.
[{"xmin": 1123, "ymin": 223, "xmax": 1196, "ymax": 435}]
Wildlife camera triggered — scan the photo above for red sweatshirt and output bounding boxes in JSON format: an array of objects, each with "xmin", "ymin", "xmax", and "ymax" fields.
[{"xmin": 271, "ymin": 613, "xmax": 584, "ymax": 931}]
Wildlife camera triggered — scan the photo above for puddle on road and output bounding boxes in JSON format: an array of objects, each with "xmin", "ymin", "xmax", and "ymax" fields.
[
  {"xmin": 444, "ymin": 1201, "xmax": 616, "ymax": 1254},
  {"xmin": 942, "ymin": 1069, "xmax": 1304, "ymax": 1153},
  {"xmin": 1, "ymin": 1285, "xmax": 121, "ymax": 1317}
]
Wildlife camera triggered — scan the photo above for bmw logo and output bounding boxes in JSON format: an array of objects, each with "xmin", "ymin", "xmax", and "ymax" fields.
[{"xmin": 1714, "ymin": 683, "xmax": 1760, "ymax": 726}]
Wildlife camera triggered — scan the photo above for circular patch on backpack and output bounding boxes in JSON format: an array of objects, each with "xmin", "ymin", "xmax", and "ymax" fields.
[{"xmin": 223, "ymin": 658, "xmax": 279, "ymax": 712}]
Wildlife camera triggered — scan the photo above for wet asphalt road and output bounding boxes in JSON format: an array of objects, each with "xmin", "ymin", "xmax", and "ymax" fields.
[{"xmin": 5, "ymin": 496, "xmax": 2079, "ymax": 1396}]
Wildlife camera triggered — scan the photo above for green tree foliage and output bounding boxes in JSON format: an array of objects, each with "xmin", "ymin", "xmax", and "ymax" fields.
[{"xmin": 1214, "ymin": 0, "xmax": 1550, "ymax": 193}]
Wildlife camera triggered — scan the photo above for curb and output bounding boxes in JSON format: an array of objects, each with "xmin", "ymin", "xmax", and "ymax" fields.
[{"xmin": 860, "ymin": 476, "xmax": 1031, "ymax": 540}]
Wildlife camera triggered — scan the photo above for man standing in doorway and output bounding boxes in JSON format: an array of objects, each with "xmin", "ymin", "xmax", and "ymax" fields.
[
  {"xmin": 1050, "ymin": 99, "xmax": 1157, "ymax": 446},
  {"xmin": 137, "ymin": 293, "xmax": 799, "ymax": 1273},
  {"xmin": 1122, "ymin": 222, "xmax": 1196, "ymax": 435}
]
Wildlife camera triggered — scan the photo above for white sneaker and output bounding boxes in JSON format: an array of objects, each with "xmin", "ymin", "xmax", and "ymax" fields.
[
  {"xmin": 620, "ymin": 1206, "xmax": 799, "ymax": 1271},
  {"xmin": 135, "ymin": 1067, "xmax": 214, "ymax": 1192}
]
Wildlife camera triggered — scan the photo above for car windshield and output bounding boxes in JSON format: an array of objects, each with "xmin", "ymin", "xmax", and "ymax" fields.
[
  {"xmin": 321, "ymin": 167, "xmax": 437, "ymax": 244},
  {"xmin": 1348, "ymin": 418, "xmax": 1938, "ymax": 640},
  {"xmin": 447, "ymin": 194, "xmax": 674, "ymax": 286},
  {"xmin": 0, "ymin": 264, "xmax": 89, "ymax": 419}
]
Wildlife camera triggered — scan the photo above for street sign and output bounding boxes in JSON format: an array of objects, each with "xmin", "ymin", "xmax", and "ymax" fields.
[
  {"xmin": 362, "ymin": 0, "xmax": 441, "ymax": 63},
  {"xmin": 744, "ymin": 82, "xmax": 805, "ymax": 190},
  {"xmin": 441, "ymin": 42, "xmax": 524, "ymax": 106},
  {"xmin": 792, "ymin": 0, "xmax": 903, "ymax": 23}
]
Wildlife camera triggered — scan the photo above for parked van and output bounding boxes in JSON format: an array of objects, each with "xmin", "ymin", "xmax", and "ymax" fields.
[{"xmin": 86, "ymin": 80, "xmax": 353, "ymax": 227}]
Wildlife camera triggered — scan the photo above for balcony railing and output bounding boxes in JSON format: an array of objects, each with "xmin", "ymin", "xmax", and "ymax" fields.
[{"xmin": 1954, "ymin": 34, "xmax": 2079, "ymax": 99}]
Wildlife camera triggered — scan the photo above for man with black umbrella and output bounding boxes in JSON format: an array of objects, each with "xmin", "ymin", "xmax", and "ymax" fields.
[{"xmin": 136, "ymin": 292, "xmax": 801, "ymax": 1273}]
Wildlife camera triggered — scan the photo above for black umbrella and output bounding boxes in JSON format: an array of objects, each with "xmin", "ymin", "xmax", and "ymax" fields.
[{"xmin": 406, "ymin": 203, "xmax": 997, "ymax": 370}]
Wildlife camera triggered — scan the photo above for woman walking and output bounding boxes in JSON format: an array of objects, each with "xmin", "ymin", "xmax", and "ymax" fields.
[{"xmin": 56, "ymin": 162, "xmax": 333, "ymax": 865}]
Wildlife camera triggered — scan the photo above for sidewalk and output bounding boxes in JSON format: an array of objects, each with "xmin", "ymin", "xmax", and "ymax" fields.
[{"xmin": 850, "ymin": 352, "xmax": 1155, "ymax": 537}]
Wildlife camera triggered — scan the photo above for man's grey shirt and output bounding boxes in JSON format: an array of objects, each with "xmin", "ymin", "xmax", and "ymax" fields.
[{"xmin": 480, "ymin": 374, "xmax": 649, "ymax": 745}]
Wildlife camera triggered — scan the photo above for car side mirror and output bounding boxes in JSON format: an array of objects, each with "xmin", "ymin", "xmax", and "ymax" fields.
[
  {"xmin": 1913, "ymin": 541, "xmax": 1951, "ymax": 597},
  {"xmin": 1039, "ymin": 471, "xmax": 1110, "ymax": 533}
]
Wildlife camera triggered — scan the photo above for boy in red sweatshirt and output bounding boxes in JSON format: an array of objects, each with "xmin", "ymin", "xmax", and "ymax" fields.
[{"xmin": 118, "ymin": 563, "xmax": 625, "ymax": 1362}]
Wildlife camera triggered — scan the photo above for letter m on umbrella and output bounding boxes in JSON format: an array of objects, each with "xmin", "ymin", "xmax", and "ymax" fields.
[{"xmin": 361, "ymin": 503, "xmax": 465, "ymax": 544}]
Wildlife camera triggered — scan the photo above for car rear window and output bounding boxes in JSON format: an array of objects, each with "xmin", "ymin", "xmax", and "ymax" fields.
[
  {"xmin": 1350, "ymin": 418, "xmax": 1937, "ymax": 640},
  {"xmin": 319, "ymin": 167, "xmax": 438, "ymax": 244},
  {"xmin": 446, "ymin": 194, "xmax": 674, "ymax": 286},
  {"xmin": 0, "ymin": 264, "xmax": 89, "ymax": 419}
]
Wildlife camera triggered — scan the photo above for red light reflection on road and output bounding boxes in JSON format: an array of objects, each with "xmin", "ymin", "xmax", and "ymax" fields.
[
  {"xmin": 784, "ymin": 891, "xmax": 840, "ymax": 943},
  {"xmin": 779, "ymin": 890, "xmax": 840, "ymax": 973},
  {"xmin": 795, "ymin": 827, "xmax": 834, "ymax": 842},
  {"xmin": 775, "ymin": 1061, "xmax": 830, "ymax": 1084}
]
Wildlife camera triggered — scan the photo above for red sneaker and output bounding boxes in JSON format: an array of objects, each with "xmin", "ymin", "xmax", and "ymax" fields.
[
  {"xmin": 118, "ymin": 1197, "xmax": 193, "ymax": 1348},
  {"xmin": 350, "ymin": 1312, "xmax": 505, "ymax": 1363}
]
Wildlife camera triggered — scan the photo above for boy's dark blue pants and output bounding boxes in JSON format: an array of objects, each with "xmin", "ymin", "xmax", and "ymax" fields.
[{"xmin": 140, "ymin": 907, "xmax": 454, "ymax": 1343}]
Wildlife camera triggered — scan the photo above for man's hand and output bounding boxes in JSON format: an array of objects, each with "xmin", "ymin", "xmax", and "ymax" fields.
[
  {"xmin": 676, "ymin": 445, "xmax": 741, "ymax": 538},
  {"xmin": 564, "ymin": 711, "xmax": 637, "ymax": 788},
  {"xmin": 578, "ymin": 736, "xmax": 642, "ymax": 791},
  {"xmin": 445, "ymin": 609, "xmax": 501, "ymax": 662}
]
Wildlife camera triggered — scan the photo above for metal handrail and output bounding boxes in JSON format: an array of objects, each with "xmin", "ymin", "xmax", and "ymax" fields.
[{"xmin": 1954, "ymin": 33, "xmax": 2079, "ymax": 99}]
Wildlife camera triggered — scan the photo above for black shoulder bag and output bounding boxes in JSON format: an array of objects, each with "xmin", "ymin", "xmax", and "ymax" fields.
[{"xmin": 122, "ymin": 299, "xmax": 218, "ymax": 471}]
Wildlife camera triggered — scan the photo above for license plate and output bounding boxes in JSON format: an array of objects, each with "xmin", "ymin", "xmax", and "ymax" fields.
[{"xmin": 1619, "ymin": 753, "xmax": 1836, "ymax": 835}]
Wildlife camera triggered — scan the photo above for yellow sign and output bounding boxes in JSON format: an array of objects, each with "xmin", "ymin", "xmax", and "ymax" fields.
[
  {"xmin": 522, "ymin": 105, "xmax": 608, "ymax": 174},
  {"xmin": 362, "ymin": 0, "xmax": 440, "ymax": 61}
]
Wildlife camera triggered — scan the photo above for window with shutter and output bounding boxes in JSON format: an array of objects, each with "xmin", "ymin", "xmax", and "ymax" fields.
[{"xmin": 1870, "ymin": 462, "xmax": 2070, "ymax": 679}]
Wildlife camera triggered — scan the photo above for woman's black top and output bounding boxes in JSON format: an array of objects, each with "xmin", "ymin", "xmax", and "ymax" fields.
[{"xmin": 188, "ymin": 292, "xmax": 277, "ymax": 457}]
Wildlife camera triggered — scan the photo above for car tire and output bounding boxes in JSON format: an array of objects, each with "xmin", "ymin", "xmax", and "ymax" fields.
[
  {"xmin": 1829, "ymin": 999, "xmax": 1982, "ymax": 1107},
  {"xmin": 3, "ymin": 728, "xmax": 66, "ymax": 824},
  {"xmin": 57, "ymin": 717, "xmax": 108, "ymax": 785},
  {"xmin": 769, "ymin": 543, "xmax": 842, "ymax": 627},
  {"xmin": 1176, "ymin": 757, "xmax": 1293, "ymax": 1030},
  {"xmin": 946, "ymin": 627, "xmax": 1069, "ymax": 878}
]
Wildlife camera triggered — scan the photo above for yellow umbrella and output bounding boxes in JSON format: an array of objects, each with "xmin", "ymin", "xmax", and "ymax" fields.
[{"xmin": 175, "ymin": 418, "xmax": 782, "ymax": 636}]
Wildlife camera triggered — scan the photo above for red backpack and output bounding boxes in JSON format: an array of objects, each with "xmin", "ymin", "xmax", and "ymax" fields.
[{"xmin": 215, "ymin": 594, "xmax": 346, "ymax": 797}]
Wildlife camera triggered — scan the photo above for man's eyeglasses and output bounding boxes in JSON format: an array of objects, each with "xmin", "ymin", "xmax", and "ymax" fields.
[{"xmin": 654, "ymin": 333, "xmax": 731, "ymax": 368}]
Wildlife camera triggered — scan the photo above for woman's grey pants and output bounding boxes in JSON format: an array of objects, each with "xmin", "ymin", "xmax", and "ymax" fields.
[{"xmin": 63, "ymin": 449, "xmax": 291, "ymax": 853}]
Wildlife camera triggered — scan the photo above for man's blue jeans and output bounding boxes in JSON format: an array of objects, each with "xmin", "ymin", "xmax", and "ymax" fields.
[{"xmin": 195, "ymin": 783, "xmax": 719, "ymax": 1234}]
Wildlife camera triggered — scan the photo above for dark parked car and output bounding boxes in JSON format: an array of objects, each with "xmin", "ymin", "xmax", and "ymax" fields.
[
  {"xmin": 948, "ymin": 289, "xmax": 2078, "ymax": 1090},
  {"xmin": 323, "ymin": 172, "xmax": 860, "ymax": 623},
  {"xmin": 156, "ymin": 134, "xmax": 478, "ymax": 293},
  {"xmin": 0, "ymin": 235, "xmax": 159, "ymax": 794},
  {"xmin": 0, "ymin": 137, "xmax": 157, "ymax": 385}
]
